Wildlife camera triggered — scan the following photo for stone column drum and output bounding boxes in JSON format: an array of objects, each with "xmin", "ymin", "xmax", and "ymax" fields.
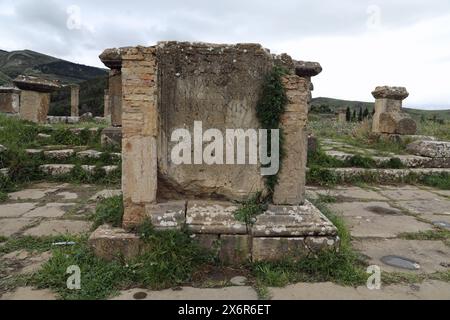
[
  {"xmin": 372, "ymin": 86, "xmax": 416, "ymax": 135},
  {"xmin": 0, "ymin": 87, "xmax": 21, "ymax": 114},
  {"xmin": 13, "ymin": 76, "xmax": 60, "ymax": 123}
]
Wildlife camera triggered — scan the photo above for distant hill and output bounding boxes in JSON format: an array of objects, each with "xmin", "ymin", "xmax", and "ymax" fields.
[
  {"xmin": 0, "ymin": 49, "xmax": 107, "ymax": 85},
  {"xmin": 311, "ymin": 97, "xmax": 450, "ymax": 121},
  {"xmin": 0, "ymin": 49, "xmax": 108, "ymax": 116}
]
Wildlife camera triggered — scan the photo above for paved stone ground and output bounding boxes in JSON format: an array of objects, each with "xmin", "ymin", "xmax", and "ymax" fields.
[{"xmin": 1, "ymin": 183, "xmax": 450, "ymax": 300}]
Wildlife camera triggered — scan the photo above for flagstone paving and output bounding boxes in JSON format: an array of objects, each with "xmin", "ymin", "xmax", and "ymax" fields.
[{"xmin": 1, "ymin": 182, "xmax": 450, "ymax": 300}]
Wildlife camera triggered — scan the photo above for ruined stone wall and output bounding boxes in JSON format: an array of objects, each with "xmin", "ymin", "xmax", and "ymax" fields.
[
  {"xmin": 110, "ymin": 70, "xmax": 122, "ymax": 126},
  {"xmin": 113, "ymin": 42, "xmax": 314, "ymax": 228},
  {"xmin": 0, "ymin": 92, "xmax": 20, "ymax": 113},
  {"xmin": 19, "ymin": 90, "xmax": 50, "ymax": 123},
  {"xmin": 157, "ymin": 42, "xmax": 273, "ymax": 201}
]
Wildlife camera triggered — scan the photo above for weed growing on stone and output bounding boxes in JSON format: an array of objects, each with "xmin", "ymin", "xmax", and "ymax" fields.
[
  {"xmin": 91, "ymin": 196, "xmax": 123, "ymax": 229},
  {"xmin": 256, "ymin": 66, "xmax": 288, "ymax": 197},
  {"xmin": 306, "ymin": 167, "xmax": 339, "ymax": 187},
  {"xmin": 234, "ymin": 192, "xmax": 266, "ymax": 225},
  {"xmin": 0, "ymin": 235, "xmax": 78, "ymax": 255}
]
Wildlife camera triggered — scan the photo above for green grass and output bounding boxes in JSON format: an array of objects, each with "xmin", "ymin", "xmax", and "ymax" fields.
[
  {"xmin": 0, "ymin": 236, "xmax": 7, "ymax": 243},
  {"xmin": 251, "ymin": 198, "xmax": 368, "ymax": 288},
  {"xmin": 31, "ymin": 226, "xmax": 212, "ymax": 300},
  {"xmin": 398, "ymin": 229, "xmax": 450, "ymax": 241},
  {"xmin": 0, "ymin": 235, "xmax": 78, "ymax": 255},
  {"xmin": 91, "ymin": 196, "xmax": 124, "ymax": 229}
]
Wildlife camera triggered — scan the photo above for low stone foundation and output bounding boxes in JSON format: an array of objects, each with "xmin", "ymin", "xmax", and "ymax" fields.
[{"xmin": 89, "ymin": 200, "xmax": 339, "ymax": 264}]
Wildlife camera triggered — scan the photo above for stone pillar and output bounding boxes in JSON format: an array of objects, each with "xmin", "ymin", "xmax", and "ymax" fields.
[
  {"xmin": 110, "ymin": 70, "xmax": 122, "ymax": 127},
  {"xmin": 70, "ymin": 84, "xmax": 80, "ymax": 117},
  {"xmin": 273, "ymin": 61, "xmax": 322, "ymax": 205},
  {"xmin": 0, "ymin": 87, "xmax": 21, "ymax": 114},
  {"xmin": 104, "ymin": 89, "xmax": 111, "ymax": 118},
  {"xmin": 13, "ymin": 76, "xmax": 60, "ymax": 123},
  {"xmin": 100, "ymin": 47, "xmax": 158, "ymax": 229},
  {"xmin": 372, "ymin": 86, "xmax": 416, "ymax": 135}
]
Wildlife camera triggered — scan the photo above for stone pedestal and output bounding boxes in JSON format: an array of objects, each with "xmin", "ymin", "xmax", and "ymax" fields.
[
  {"xmin": 372, "ymin": 86, "xmax": 416, "ymax": 135},
  {"xmin": 92, "ymin": 42, "xmax": 336, "ymax": 264},
  {"xmin": 337, "ymin": 110, "xmax": 346, "ymax": 123},
  {"xmin": 0, "ymin": 87, "xmax": 20, "ymax": 114},
  {"xmin": 70, "ymin": 84, "xmax": 80, "ymax": 117},
  {"xmin": 13, "ymin": 76, "xmax": 60, "ymax": 123}
]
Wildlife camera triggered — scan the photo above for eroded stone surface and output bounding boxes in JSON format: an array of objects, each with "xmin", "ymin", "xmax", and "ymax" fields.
[
  {"xmin": 8, "ymin": 189, "xmax": 57, "ymax": 200},
  {"xmin": 24, "ymin": 220, "xmax": 92, "ymax": 237},
  {"xmin": 0, "ymin": 203, "xmax": 36, "ymax": 218},
  {"xmin": 330, "ymin": 201, "xmax": 402, "ymax": 217},
  {"xmin": 24, "ymin": 203, "xmax": 75, "ymax": 218},
  {"xmin": 0, "ymin": 218, "xmax": 36, "ymax": 236},
  {"xmin": 394, "ymin": 199, "xmax": 450, "ymax": 215},
  {"xmin": 407, "ymin": 140, "xmax": 450, "ymax": 158},
  {"xmin": 186, "ymin": 201, "xmax": 246, "ymax": 234},
  {"xmin": 342, "ymin": 215, "xmax": 432, "ymax": 238},
  {"xmin": 146, "ymin": 201, "xmax": 186, "ymax": 230},
  {"xmin": 90, "ymin": 189, "xmax": 122, "ymax": 201},
  {"xmin": 251, "ymin": 201, "xmax": 337, "ymax": 237},
  {"xmin": 88, "ymin": 224, "xmax": 142, "ymax": 261}
]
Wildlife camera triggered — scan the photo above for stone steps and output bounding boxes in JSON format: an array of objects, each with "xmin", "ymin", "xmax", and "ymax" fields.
[
  {"xmin": 39, "ymin": 164, "xmax": 119, "ymax": 176},
  {"xmin": 319, "ymin": 167, "xmax": 450, "ymax": 182},
  {"xmin": 25, "ymin": 148, "xmax": 121, "ymax": 161},
  {"xmin": 325, "ymin": 150, "xmax": 450, "ymax": 168}
]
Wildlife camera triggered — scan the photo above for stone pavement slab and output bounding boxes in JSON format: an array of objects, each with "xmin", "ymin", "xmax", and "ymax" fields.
[
  {"xmin": 353, "ymin": 239, "xmax": 450, "ymax": 273},
  {"xmin": 306, "ymin": 186, "xmax": 388, "ymax": 201},
  {"xmin": 0, "ymin": 218, "xmax": 37, "ymax": 237},
  {"xmin": 330, "ymin": 201, "xmax": 403, "ymax": 217},
  {"xmin": 0, "ymin": 203, "xmax": 37, "ymax": 218},
  {"xmin": 8, "ymin": 188, "xmax": 58, "ymax": 201},
  {"xmin": 112, "ymin": 286, "xmax": 258, "ymax": 300},
  {"xmin": 0, "ymin": 287, "xmax": 57, "ymax": 300},
  {"xmin": 394, "ymin": 199, "xmax": 450, "ymax": 215},
  {"xmin": 23, "ymin": 203, "xmax": 76, "ymax": 218},
  {"xmin": 269, "ymin": 280, "xmax": 450, "ymax": 300},
  {"xmin": 378, "ymin": 188, "xmax": 443, "ymax": 201},
  {"xmin": 23, "ymin": 220, "xmax": 92, "ymax": 237}
]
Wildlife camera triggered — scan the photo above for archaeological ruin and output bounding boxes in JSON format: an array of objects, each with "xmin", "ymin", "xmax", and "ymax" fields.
[
  {"xmin": 0, "ymin": 86, "xmax": 21, "ymax": 115},
  {"xmin": 90, "ymin": 42, "xmax": 339, "ymax": 263},
  {"xmin": 13, "ymin": 75, "xmax": 61, "ymax": 123},
  {"xmin": 372, "ymin": 86, "xmax": 417, "ymax": 136}
]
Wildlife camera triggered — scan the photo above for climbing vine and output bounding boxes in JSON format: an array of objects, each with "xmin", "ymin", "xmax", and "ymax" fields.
[{"xmin": 256, "ymin": 66, "xmax": 288, "ymax": 199}]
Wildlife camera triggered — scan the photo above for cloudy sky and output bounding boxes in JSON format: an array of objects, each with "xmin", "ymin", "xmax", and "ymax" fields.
[{"xmin": 1, "ymin": 0, "xmax": 450, "ymax": 109}]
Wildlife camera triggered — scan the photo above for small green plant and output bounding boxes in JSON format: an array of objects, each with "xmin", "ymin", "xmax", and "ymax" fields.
[
  {"xmin": 256, "ymin": 66, "xmax": 288, "ymax": 197},
  {"xmin": 0, "ymin": 235, "xmax": 77, "ymax": 255},
  {"xmin": 0, "ymin": 236, "xmax": 7, "ymax": 243},
  {"xmin": 306, "ymin": 167, "xmax": 340, "ymax": 187},
  {"xmin": 347, "ymin": 155, "xmax": 376, "ymax": 169},
  {"xmin": 379, "ymin": 157, "xmax": 406, "ymax": 169},
  {"xmin": 234, "ymin": 192, "xmax": 266, "ymax": 225},
  {"xmin": 307, "ymin": 148, "xmax": 344, "ymax": 168},
  {"xmin": 91, "ymin": 196, "xmax": 124, "ymax": 229}
]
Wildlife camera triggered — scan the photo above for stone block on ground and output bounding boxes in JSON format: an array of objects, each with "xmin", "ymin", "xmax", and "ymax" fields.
[
  {"xmin": 101, "ymin": 127, "xmax": 122, "ymax": 147},
  {"xmin": 88, "ymin": 224, "xmax": 142, "ymax": 261},
  {"xmin": 251, "ymin": 200, "xmax": 337, "ymax": 237},
  {"xmin": 89, "ymin": 189, "xmax": 122, "ymax": 201},
  {"xmin": 186, "ymin": 201, "xmax": 246, "ymax": 235},
  {"xmin": 77, "ymin": 150, "xmax": 103, "ymax": 159},
  {"xmin": 407, "ymin": 140, "xmax": 450, "ymax": 158},
  {"xmin": 0, "ymin": 218, "xmax": 37, "ymax": 237},
  {"xmin": 0, "ymin": 203, "xmax": 37, "ymax": 218},
  {"xmin": 43, "ymin": 149, "xmax": 75, "ymax": 160},
  {"xmin": 219, "ymin": 235, "xmax": 251, "ymax": 265},
  {"xmin": 40, "ymin": 164, "xmax": 74, "ymax": 176}
]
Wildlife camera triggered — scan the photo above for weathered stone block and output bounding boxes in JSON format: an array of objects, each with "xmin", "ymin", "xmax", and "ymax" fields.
[
  {"xmin": 252, "ymin": 237, "xmax": 308, "ymax": 262},
  {"xmin": 0, "ymin": 87, "xmax": 20, "ymax": 114},
  {"xmin": 219, "ymin": 235, "xmax": 252, "ymax": 265},
  {"xmin": 186, "ymin": 201, "xmax": 246, "ymax": 235},
  {"xmin": 146, "ymin": 201, "xmax": 186, "ymax": 230},
  {"xmin": 251, "ymin": 201, "xmax": 338, "ymax": 237},
  {"xmin": 89, "ymin": 225, "xmax": 142, "ymax": 261},
  {"xmin": 101, "ymin": 127, "xmax": 122, "ymax": 147},
  {"xmin": 407, "ymin": 140, "xmax": 450, "ymax": 158}
]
